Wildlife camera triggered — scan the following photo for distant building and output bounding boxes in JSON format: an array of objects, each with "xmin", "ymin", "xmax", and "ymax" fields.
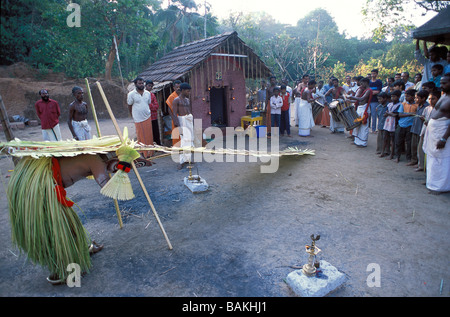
[{"xmin": 139, "ymin": 31, "xmax": 271, "ymax": 143}]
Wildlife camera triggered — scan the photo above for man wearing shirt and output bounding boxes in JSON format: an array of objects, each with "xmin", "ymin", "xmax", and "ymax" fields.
[
  {"xmin": 34, "ymin": 89, "xmax": 62, "ymax": 141},
  {"xmin": 369, "ymin": 69, "xmax": 383, "ymax": 133},
  {"xmin": 127, "ymin": 77, "xmax": 153, "ymax": 158}
]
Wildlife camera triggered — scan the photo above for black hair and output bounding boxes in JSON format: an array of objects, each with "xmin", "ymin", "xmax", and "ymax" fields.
[
  {"xmin": 431, "ymin": 64, "xmax": 444, "ymax": 72},
  {"xmin": 39, "ymin": 89, "xmax": 48, "ymax": 95},
  {"xmin": 302, "ymin": 74, "xmax": 309, "ymax": 79},
  {"xmin": 173, "ymin": 80, "xmax": 182, "ymax": 85},
  {"xmin": 371, "ymin": 69, "xmax": 378, "ymax": 74},
  {"xmin": 308, "ymin": 79, "xmax": 316, "ymax": 85},
  {"xmin": 422, "ymin": 81, "xmax": 436, "ymax": 89},
  {"xmin": 405, "ymin": 89, "xmax": 417, "ymax": 96},
  {"xmin": 280, "ymin": 84, "xmax": 287, "ymax": 90},
  {"xmin": 360, "ymin": 78, "xmax": 370, "ymax": 85},
  {"xmin": 273, "ymin": 86, "xmax": 280, "ymax": 91},
  {"xmin": 378, "ymin": 91, "xmax": 389, "ymax": 99},
  {"xmin": 145, "ymin": 80, "xmax": 154, "ymax": 85},
  {"xmin": 416, "ymin": 90, "xmax": 429, "ymax": 100},
  {"xmin": 72, "ymin": 86, "xmax": 83, "ymax": 94},
  {"xmin": 180, "ymin": 83, "xmax": 191, "ymax": 90},
  {"xmin": 429, "ymin": 89, "xmax": 441, "ymax": 99},
  {"xmin": 393, "ymin": 80, "xmax": 405, "ymax": 90},
  {"xmin": 133, "ymin": 77, "xmax": 144, "ymax": 84},
  {"xmin": 390, "ymin": 90, "xmax": 402, "ymax": 97}
]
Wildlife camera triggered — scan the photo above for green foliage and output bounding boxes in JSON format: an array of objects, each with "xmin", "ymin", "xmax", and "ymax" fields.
[{"xmin": 0, "ymin": 0, "xmax": 430, "ymax": 85}]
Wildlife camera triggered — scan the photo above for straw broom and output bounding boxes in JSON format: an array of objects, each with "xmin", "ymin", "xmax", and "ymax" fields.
[
  {"xmin": 95, "ymin": 81, "xmax": 173, "ymax": 250},
  {"xmin": 85, "ymin": 78, "xmax": 124, "ymax": 229}
]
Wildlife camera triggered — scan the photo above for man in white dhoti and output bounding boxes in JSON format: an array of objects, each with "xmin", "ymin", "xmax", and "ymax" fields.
[
  {"xmin": 348, "ymin": 78, "xmax": 373, "ymax": 147},
  {"xmin": 68, "ymin": 86, "xmax": 92, "ymax": 141},
  {"xmin": 422, "ymin": 73, "xmax": 450, "ymax": 194},
  {"xmin": 170, "ymin": 83, "xmax": 197, "ymax": 169},
  {"xmin": 325, "ymin": 78, "xmax": 346, "ymax": 134},
  {"xmin": 298, "ymin": 80, "xmax": 318, "ymax": 137}
]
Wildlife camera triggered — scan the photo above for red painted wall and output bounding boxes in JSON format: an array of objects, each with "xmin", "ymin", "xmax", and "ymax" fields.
[{"xmin": 189, "ymin": 57, "xmax": 246, "ymax": 130}]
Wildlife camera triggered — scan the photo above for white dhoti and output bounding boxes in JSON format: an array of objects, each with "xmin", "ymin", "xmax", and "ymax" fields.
[
  {"xmin": 329, "ymin": 115, "xmax": 345, "ymax": 133},
  {"xmin": 352, "ymin": 104, "xmax": 370, "ymax": 146},
  {"xmin": 294, "ymin": 97, "xmax": 301, "ymax": 126},
  {"xmin": 72, "ymin": 120, "xmax": 92, "ymax": 140},
  {"xmin": 298, "ymin": 99, "xmax": 315, "ymax": 136},
  {"xmin": 42, "ymin": 123, "xmax": 62, "ymax": 141},
  {"xmin": 423, "ymin": 118, "xmax": 450, "ymax": 192},
  {"xmin": 178, "ymin": 114, "xmax": 195, "ymax": 164}
]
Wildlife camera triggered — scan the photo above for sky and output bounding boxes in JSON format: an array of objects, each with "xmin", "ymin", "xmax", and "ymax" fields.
[{"xmin": 162, "ymin": 0, "xmax": 439, "ymax": 39}]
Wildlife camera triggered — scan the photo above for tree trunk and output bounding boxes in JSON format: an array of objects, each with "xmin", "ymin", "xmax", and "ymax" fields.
[{"xmin": 105, "ymin": 40, "xmax": 116, "ymax": 81}]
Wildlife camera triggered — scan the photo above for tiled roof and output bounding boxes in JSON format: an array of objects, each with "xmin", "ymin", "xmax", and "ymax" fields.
[{"xmin": 139, "ymin": 31, "xmax": 271, "ymax": 83}]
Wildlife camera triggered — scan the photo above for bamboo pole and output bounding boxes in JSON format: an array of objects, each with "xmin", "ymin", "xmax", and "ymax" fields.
[
  {"xmin": 95, "ymin": 81, "xmax": 173, "ymax": 250},
  {"xmin": 85, "ymin": 78, "xmax": 124, "ymax": 229}
]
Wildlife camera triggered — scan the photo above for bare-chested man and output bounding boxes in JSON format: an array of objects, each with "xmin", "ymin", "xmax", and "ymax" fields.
[
  {"xmin": 170, "ymin": 83, "xmax": 195, "ymax": 169},
  {"xmin": 68, "ymin": 86, "xmax": 92, "ymax": 140},
  {"xmin": 423, "ymin": 72, "xmax": 450, "ymax": 194},
  {"xmin": 298, "ymin": 80, "xmax": 317, "ymax": 137},
  {"xmin": 348, "ymin": 78, "xmax": 373, "ymax": 147}
]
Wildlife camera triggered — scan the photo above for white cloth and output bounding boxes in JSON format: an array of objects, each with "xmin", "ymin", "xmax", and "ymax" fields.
[
  {"xmin": 420, "ymin": 105, "xmax": 434, "ymax": 136},
  {"xmin": 270, "ymin": 95, "xmax": 283, "ymax": 114},
  {"xmin": 72, "ymin": 119, "xmax": 91, "ymax": 140},
  {"xmin": 294, "ymin": 97, "xmax": 301, "ymax": 126},
  {"xmin": 423, "ymin": 118, "xmax": 450, "ymax": 192},
  {"xmin": 329, "ymin": 115, "xmax": 345, "ymax": 132},
  {"xmin": 42, "ymin": 123, "xmax": 61, "ymax": 141},
  {"xmin": 127, "ymin": 89, "xmax": 151, "ymax": 123},
  {"xmin": 352, "ymin": 104, "xmax": 370, "ymax": 146},
  {"xmin": 178, "ymin": 114, "xmax": 195, "ymax": 164},
  {"xmin": 298, "ymin": 98, "xmax": 315, "ymax": 136}
]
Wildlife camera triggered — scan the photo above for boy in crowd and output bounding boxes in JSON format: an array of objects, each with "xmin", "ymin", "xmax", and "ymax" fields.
[
  {"xmin": 421, "ymin": 81, "xmax": 437, "ymax": 94},
  {"xmin": 430, "ymin": 64, "xmax": 444, "ymax": 88},
  {"xmin": 395, "ymin": 89, "xmax": 418, "ymax": 163},
  {"xmin": 382, "ymin": 90, "xmax": 402, "ymax": 159},
  {"xmin": 393, "ymin": 80, "xmax": 406, "ymax": 102},
  {"xmin": 279, "ymin": 85, "xmax": 291, "ymax": 137},
  {"xmin": 375, "ymin": 92, "xmax": 389, "ymax": 155},
  {"xmin": 409, "ymin": 90, "xmax": 430, "ymax": 167},
  {"xmin": 270, "ymin": 86, "xmax": 283, "ymax": 131}
]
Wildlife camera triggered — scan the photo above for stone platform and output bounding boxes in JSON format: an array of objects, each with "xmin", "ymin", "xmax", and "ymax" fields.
[{"xmin": 286, "ymin": 260, "xmax": 346, "ymax": 297}]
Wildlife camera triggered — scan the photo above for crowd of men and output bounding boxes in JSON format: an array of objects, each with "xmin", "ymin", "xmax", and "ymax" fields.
[
  {"xmin": 33, "ymin": 41, "xmax": 449, "ymax": 194},
  {"xmin": 257, "ymin": 41, "xmax": 450, "ymax": 194}
]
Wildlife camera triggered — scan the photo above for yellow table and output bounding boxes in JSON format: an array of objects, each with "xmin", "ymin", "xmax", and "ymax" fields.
[{"xmin": 241, "ymin": 116, "xmax": 263, "ymax": 128}]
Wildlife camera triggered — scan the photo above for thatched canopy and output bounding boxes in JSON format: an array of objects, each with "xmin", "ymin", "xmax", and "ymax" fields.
[{"xmin": 412, "ymin": 6, "xmax": 450, "ymax": 45}]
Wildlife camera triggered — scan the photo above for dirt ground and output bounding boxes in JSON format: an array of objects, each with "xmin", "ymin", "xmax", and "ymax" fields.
[{"xmin": 0, "ymin": 113, "xmax": 449, "ymax": 298}]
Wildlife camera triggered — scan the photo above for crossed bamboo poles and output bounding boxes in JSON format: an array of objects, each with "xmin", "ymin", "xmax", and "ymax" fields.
[{"xmin": 86, "ymin": 79, "xmax": 172, "ymax": 250}]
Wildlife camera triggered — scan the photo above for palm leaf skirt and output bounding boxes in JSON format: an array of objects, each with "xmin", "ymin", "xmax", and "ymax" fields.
[{"xmin": 7, "ymin": 157, "xmax": 91, "ymax": 280}]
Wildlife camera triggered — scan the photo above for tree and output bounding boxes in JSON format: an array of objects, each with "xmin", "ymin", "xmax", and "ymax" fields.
[{"xmin": 362, "ymin": 0, "xmax": 449, "ymax": 42}]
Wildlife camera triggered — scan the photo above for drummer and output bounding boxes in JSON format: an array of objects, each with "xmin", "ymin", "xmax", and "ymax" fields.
[
  {"xmin": 325, "ymin": 77, "xmax": 346, "ymax": 133},
  {"xmin": 348, "ymin": 78, "xmax": 374, "ymax": 147}
]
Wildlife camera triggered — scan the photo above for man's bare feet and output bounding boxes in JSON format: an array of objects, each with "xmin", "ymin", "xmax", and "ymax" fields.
[{"xmin": 89, "ymin": 241, "xmax": 104, "ymax": 255}]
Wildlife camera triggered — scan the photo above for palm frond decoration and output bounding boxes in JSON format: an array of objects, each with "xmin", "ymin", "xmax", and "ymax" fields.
[{"xmin": 1, "ymin": 135, "xmax": 315, "ymax": 159}]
